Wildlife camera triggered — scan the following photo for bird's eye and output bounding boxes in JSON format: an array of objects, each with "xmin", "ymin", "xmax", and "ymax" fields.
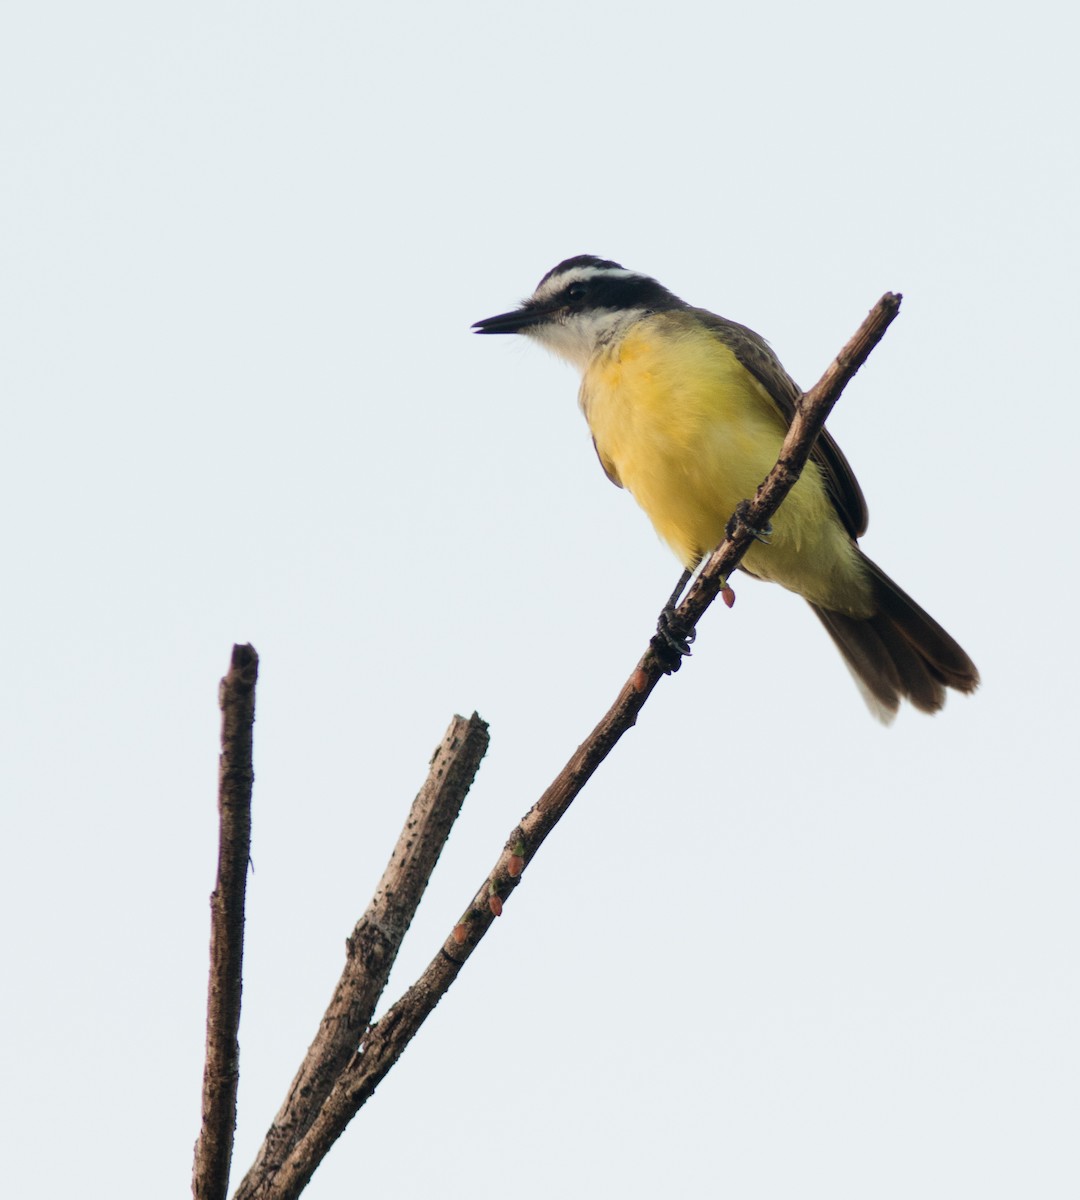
[{"xmin": 566, "ymin": 282, "xmax": 586, "ymax": 302}]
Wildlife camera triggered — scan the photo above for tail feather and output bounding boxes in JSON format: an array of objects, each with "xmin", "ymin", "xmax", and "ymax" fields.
[{"xmin": 809, "ymin": 554, "xmax": 979, "ymax": 723}]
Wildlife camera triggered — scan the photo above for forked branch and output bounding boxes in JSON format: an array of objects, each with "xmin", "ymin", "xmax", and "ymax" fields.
[
  {"xmin": 232, "ymin": 713, "xmax": 489, "ymax": 1200},
  {"xmin": 238, "ymin": 292, "xmax": 902, "ymax": 1200}
]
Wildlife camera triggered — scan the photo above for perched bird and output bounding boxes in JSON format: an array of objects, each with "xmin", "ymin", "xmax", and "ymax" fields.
[{"xmin": 473, "ymin": 255, "xmax": 978, "ymax": 722}]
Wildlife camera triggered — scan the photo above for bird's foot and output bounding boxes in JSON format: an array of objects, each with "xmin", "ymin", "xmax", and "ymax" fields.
[
  {"xmin": 726, "ymin": 500, "xmax": 773, "ymax": 544},
  {"xmin": 651, "ymin": 603, "xmax": 696, "ymax": 673}
]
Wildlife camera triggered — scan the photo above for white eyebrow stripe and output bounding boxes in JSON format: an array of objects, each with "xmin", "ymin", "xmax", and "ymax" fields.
[{"xmin": 532, "ymin": 265, "xmax": 638, "ymax": 304}]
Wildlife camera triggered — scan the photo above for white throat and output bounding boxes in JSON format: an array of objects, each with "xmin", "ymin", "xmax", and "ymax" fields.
[{"xmin": 525, "ymin": 307, "xmax": 649, "ymax": 374}]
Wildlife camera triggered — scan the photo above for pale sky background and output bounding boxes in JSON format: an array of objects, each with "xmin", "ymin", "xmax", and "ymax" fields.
[{"xmin": 2, "ymin": 3, "xmax": 1076, "ymax": 1198}]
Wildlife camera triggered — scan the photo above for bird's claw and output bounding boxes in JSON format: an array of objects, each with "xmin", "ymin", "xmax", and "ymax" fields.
[
  {"xmin": 652, "ymin": 605, "xmax": 696, "ymax": 673},
  {"xmin": 726, "ymin": 500, "xmax": 773, "ymax": 544}
]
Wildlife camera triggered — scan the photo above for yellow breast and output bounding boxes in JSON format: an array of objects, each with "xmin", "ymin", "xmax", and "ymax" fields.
[{"xmin": 580, "ymin": 312, "xmax": 872, "ymax": 614}]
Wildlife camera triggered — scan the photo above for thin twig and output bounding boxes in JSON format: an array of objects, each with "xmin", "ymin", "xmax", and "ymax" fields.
[
  {"xmin": 244, "ymin": 293, "xmax": 902, "ymax": 1200},
  {"xmin": 193, "ymin": 643, "xmax": 259, "ymax": 1200},
  {"xmin": 233, "ymin": 713, "xmax": 490, "ymax": 1200}
]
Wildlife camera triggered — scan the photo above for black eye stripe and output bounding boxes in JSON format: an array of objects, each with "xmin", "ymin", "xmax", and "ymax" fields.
[{"xmin": 553, "ymin": 273, "xmax": 678, "ymax": 312}]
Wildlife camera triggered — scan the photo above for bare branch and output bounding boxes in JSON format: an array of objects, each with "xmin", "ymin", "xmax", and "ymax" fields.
[
  {"xmin": 246, "ymin": 293, "xmax": 902, "ymax": 1200},
  {"xmin": 193, "ymin": 643, "xmax": 259, "ymax": 1200},
  {"xmin": 233, "ymin": 713, "xmax": 489, "ymax": 1200}
]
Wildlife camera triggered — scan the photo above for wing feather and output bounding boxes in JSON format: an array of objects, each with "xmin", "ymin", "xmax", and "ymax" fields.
[{"xmin": 693, "ymin": 308, "xmax": 869, "ymax": 539}]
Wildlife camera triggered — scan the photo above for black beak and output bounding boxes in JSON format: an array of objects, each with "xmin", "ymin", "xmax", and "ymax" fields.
[{"xmin": 472, "ymin": 305, "xmax": 546, "ymax": 334}]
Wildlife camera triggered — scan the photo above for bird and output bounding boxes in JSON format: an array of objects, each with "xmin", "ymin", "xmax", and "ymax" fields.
[{"xmin": 473, "ymin": 255, "xmax": 979, "ymax": 722}]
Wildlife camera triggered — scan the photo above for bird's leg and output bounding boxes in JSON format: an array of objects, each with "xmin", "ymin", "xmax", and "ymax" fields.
[{"xmin": 651, "ymin": 568, "xmax": 696, "ymax": 672}]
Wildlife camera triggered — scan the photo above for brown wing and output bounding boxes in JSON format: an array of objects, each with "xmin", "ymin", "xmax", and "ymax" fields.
[
  {"xmin": 593, "ymin": 436, "xmax": 623, "ymax": 488},
  {"xmin": 694, "ymin": 308, "xmax": 869, "ymax": 539}
]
